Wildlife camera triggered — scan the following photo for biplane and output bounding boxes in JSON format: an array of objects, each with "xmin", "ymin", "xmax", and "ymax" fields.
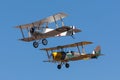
[
  {"xmin": 15, "ymin": 12, "xmax": 81, "ymax": 48},
  {"xmin": 40, "ymin": 41, "xmax": 103, "ymax": 69}
]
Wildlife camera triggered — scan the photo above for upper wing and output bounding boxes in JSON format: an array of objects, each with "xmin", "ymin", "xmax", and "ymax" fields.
[
  {"xmin": 15, "ymin": 12, "xmax": 68, "ymax": 29},
  {"xmin": 38, "ymin": 12, "xmax": 68, "ymax": 24},
  {"xmin": 20, "ymin": 26, "xmax": 71, "ymax": 42},
  {"xmin": 40, "ymin": 41, "xmax": 93, "ymax": 51}
]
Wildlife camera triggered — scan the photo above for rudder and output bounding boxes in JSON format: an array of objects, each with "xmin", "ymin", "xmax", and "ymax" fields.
[
  {"xmin": 94, "ymin": 46, "xmax": 101, "ymax": 54},
  {"xmin": 92, "ymin": 46, "xmax": 101, "ymax": 55}
]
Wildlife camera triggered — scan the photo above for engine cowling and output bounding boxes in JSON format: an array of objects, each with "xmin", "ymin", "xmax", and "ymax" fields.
[{"xmin": 52, "ymin": 52, "xmax": 66, "ymax": 61}]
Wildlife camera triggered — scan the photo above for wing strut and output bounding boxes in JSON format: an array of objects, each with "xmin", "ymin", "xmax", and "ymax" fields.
[
  {"xmin": 82, "ymin": 45, "xmax": 86, "ymax": 54},
  {"xmin": 46, "ymin": 50, "xmax": 50, "ymax": 59},
  {"xmin": 26, "ymin": 27, "xmax": 31, "ymax": 37},
  {"xmin": 20, "ymin": 26, "xmax": 25, "ymax": 38},
  {"xmin": 60, "ymin": 16, "xmax": 64, "ymax": 26},
  {"xmin": 76, "ymin": 44, "xmax": 81, "ymax": 54},
  {"xmin": 53, "ymin": 16, "xmax": 59, "ymax": 28},
  {"xmin": 46, "ymin": 22, "xmax": 48, "ymax": 28},
  {"xmin": 32, "ymin": 23, "xmax": 35, "ymax": 27}
]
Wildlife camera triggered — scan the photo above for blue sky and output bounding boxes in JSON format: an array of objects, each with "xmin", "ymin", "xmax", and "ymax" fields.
[{"xmin": 0, "ymin": 0, "xmax": 120, "ymax": 80}]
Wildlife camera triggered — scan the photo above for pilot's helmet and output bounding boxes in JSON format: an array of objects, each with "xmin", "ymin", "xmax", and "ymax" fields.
[{"xmin": 71, "ymin": 51, "xmax": 74, "ymax": 53}]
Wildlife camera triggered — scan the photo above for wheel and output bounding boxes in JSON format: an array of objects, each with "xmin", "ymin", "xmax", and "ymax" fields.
[
  {"xmin": 65, "ymin": 63, "xmax": 70, "ymax": 68},
  {"xmin": 33, "ymin": 41, "xmax": 39, "ymax": 48},
  {"xmin": 57, "ymin": 65, "xmax": 61, "ymax": 69},
  {"xmin": 42, "ymin": 39, "xmax": 48, "ymax": 45}
]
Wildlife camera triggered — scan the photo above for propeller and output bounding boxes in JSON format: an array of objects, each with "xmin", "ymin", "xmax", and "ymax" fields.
[
  {"xmin": 71, "ymin": 35, "xmax": 75, "ymax": 39},
  {"xmin": 30, "ymin": 27, "xmax": 35, "ymax": 34},
  {"xmin": 70, "ymin": 26, "xmax": 75, "ymax": 39},
  {"xmin": 29, "ymin": 27, "xmax": 35, "ymax": 37}
]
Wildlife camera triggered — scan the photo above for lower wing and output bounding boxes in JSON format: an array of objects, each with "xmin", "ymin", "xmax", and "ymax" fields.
[
  {"xmin": 19, "ymin": 26, "xmax": 72, "ymax": 42},
  {"xmin": 67, "ymin": 54, "xmax": 94, "ymax": 61}
]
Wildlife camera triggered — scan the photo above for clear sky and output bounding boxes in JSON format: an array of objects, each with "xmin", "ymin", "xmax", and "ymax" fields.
[{"xmin": 0, "ymin": 0, "xmax": 120, "ymax": 80}]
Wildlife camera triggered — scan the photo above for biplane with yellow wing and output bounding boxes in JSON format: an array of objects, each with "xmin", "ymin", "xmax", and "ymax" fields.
[
  {"xmin": 40, "ymin": 41, "xmax": 103, "ymax": 69},
  {"xmin": 15, "ymin": 12, "xmax": 81, "ymax": 48}
]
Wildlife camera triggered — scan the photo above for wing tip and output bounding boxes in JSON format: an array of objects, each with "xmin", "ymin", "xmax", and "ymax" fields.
[{"xmin": 14, "ymin": 26, "xmax": 20, "ymax": 28}]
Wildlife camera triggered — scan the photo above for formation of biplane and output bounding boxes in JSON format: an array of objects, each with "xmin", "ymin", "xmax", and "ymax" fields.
[{"xmin": 16, "ymin": 12, "xmax": 103, "ymax": 69}]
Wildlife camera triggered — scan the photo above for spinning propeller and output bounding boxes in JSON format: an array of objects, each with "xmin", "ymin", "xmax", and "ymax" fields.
[{"xmin": 70, "ymin": 26, "xmax": 76, "ymax": 39}]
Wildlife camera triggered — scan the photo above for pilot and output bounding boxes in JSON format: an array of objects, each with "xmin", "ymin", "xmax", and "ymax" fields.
[
  {"xmin": 71, "ymin": 51, "xmax": 74, "ymax": 56},
  {"xmin": 61, "ymin": 51, "xmax": 66, "ymax": 60}
]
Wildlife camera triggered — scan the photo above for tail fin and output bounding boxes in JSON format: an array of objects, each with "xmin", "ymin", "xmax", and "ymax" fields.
[
  {"xmin": 93, "ymin": 46, "xmax": 101, "ymax": 55},
  {"xmin": 92, "ymin": 46, "xmax": 101, "ymax": 59},
  {"xmin": 94, "ymin": 46, "xmax": 101, "ymax": 54}
]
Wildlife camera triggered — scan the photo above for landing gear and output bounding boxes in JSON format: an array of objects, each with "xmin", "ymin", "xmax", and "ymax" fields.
[
  {"xmin": 33, "ymin": 39, "xmax": 48, "ymax": 48},
  {"xmin": 57, "ymin": 64, "xmax": 61, "ymax": 69},
  {"xmin": 33, "ymin": 41, "xmax": 39, "ymax": 48},
  {"xmin": 65, "ymin": 63, "xmax": 70, "ymax": 68},
  {"xmin": 42, "ymin": 39, "xmax": 48, "ymax": 45},
  {"xmin": 57, "ymin": 63, "xmax": 70, "ymax": 69}
]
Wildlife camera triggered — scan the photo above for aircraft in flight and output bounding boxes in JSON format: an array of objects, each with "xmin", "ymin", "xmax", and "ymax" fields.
[
  {"xmin": 15, "ymin": 12, "xmax": 81, "ymax": 48},
  {"xmin": 40, "ymin": 41, "xmax": 103, "ymax": 69}
]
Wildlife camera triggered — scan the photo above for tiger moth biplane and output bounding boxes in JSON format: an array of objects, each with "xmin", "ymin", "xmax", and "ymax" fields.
[
  {"xmin": 40, "ymin": 41, "xmax": 103, "ymax": 69},
  {"xmin": 15, "ymin": 12, "xmax": 81, "ymax": 48}
]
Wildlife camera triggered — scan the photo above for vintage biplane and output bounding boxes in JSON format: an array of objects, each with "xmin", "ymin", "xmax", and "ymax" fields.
[
  {"xmin": 15, "ymin": 12, "xmax": 81, "ymax": 48},
  {"xmin": 40, "ymin": 41, "xmax": 103, "ymax": 69}
]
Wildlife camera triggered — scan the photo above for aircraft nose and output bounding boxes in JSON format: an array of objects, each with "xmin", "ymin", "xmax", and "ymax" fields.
[
  {"xmin": 30, "ymin": 27, "xmax": 35, "ymax": 33},
  {"xmin": 52, "ymin": 52, "xmax": 57, "ymax": 59}
]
